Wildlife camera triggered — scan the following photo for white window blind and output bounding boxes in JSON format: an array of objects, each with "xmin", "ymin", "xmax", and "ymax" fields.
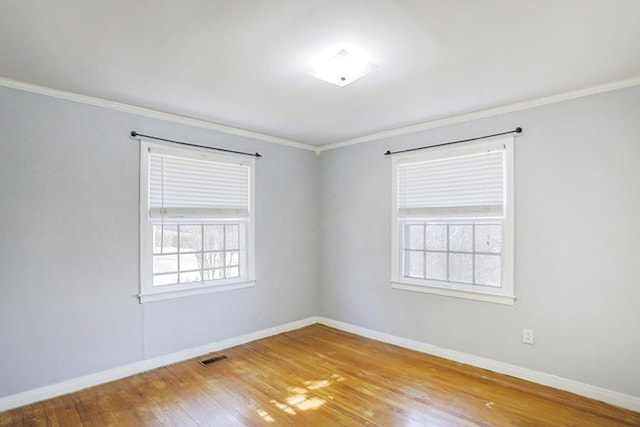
[
  {"xmin": 149, "ymin": 152, "xmax": 250, "ymax": 220},
  {"xmin": 397, "ymin": 148, "xmax": 505, "ymax": 218}
]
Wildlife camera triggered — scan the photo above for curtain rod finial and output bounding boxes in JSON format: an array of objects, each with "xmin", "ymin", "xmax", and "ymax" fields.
[
  {"xmin": 130, "ymin": 131, "xmax": 138, "ymax": 137},
  {"xmin": 515, "ymin": 127, "xmax": 523, "ymax": 133},
  {"xmin": 255, "ymin": 153, "xmax": 262, "ymax": 158},
  {"xmin": 384, "ymin": 150, "xmax": 391, "ymax": 156}
]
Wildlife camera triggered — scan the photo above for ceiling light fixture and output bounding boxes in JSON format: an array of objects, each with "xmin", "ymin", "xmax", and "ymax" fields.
[{"xmin": 310, "ymin": 49, "xmax": 376, "ymax": 87}]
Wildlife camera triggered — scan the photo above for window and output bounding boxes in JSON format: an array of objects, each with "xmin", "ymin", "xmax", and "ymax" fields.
[
  {"xmin": 390, "ymin": 137, "xmax": 514, "ymax": 305},
  {"xmin": 139, "ymin": 140, "xmax": 255, "ymax": 302}
]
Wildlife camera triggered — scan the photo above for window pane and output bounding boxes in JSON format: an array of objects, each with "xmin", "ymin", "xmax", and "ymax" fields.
[
  {"xmin": 204, "ymin": 225, "xmax": 224, "ymax": 251},
  {"xmin": 214, "ymin": 252, "xmax": 225, "ymax": 268},
  {"xmin": 179, "ymin": 253, "xmax": 202, "ymax": 272},
  {"xmin": 203, "ymin": 252, "xmax": 224, "ymax": 269},
  {"xmin": 407, "ymin": 225, "xmax": 424, "ymax": 250},
  {"xmin": 213, "ymin": 268, "xmax": 225, "ymax": 279},
  {"xmin": 406, "ymin": 250, "xmax": 424, "ymax": 278},
  {"xmin": 476, "ymin": 254, "xmax": 501, "ymax": 287},
  {"xmin": 426, "ymin": 252, "xmax": 447, "ymax": 280},
  {"xmin": 449, "ymin": 253, "xmax": 473, "ymax": 284},
  {"xmin": 153, "ymin": 254, "xmax": 177, "ymax": 274},
  {"xmin": 449, "ymin": 224, "xmax": 472, "ymax": 252},
  {"xmin": 153, "ymin": 273, "xmax": 177, "ymax": 286},
  {"xmin": 153, "ymin": 225, "xmax": 178, "ymax": 254},
  {"xmin": 225, "ymin": 267, "xmax": 239, "ymax": 278},
  {"xmin": 225, "ymin": 224, "xmax": 240, "ymax": 250},
  {"xmin": 180, "ymin": 271, "xmax": 202, "ymax": 284},
  {"xmin": 426, "ymin": 225, "xmax": 447, "ymax": 250},
  {"xmin": 179, "ymin": 225, "xmax": 202, "ymax": 253},
  {"xmin": 475, "ymin": 224, "xmax": 502, "ymax": 253},
  {"xmin": 225, "ymin": 251, "xmax": 239, "ymax": 267},
  {"xmin": 203, "ymin": 269, "xmax": 214, "ymax": 281}
]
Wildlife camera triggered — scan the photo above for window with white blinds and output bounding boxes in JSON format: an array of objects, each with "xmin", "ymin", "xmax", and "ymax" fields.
[
  {"xmin": 139, "ymin": 141, "xmax": 255, "ymax": 303},
  {"xmin": 149, "ymin": 153, "xmax": 250, "ymax": 220},
  {"xmin": 397, "ymin": 149, "xmax": 505, "ymax": 219},
  {"xmin": 391, "ymin": 137, "xmax": 515, "ymax": 305}
]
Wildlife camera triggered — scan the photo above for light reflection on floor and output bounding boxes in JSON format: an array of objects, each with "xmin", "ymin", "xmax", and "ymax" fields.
[
  {"xmin": 255, "ymin": 373, "xmax": 346, "ymax": 422},
  {"xmin": 256, "ymin": 408, "xmax": 275, "ymax": 423}
]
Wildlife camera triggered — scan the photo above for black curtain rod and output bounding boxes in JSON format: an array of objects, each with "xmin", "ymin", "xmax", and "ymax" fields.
[
  {"xmin": 130, "ymin": 131, "xmax": 262, "ymax": 158},
  {"xmin": 384, "ymin": 127, "xmax": 522, "ymax": 156}
]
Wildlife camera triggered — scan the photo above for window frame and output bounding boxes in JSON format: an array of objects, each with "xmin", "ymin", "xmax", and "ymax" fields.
[
  {"xmin": 390, "ymin": 137, "xmax": 515, "ymax": 305},
  {"xmin": 139, "ymin": 140, "xmax": 256, "ymax": 303}
]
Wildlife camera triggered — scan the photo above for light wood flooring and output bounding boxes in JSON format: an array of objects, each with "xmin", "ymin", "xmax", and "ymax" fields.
[{"xmin": 1, "ymin": 324, "xmax": 639, "ymax": 426}]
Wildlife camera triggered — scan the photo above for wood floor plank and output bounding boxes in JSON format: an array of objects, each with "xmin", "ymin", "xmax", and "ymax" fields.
[{"xmin": 1, "ymin": 324, "xmax": 639, "ymax": 426}]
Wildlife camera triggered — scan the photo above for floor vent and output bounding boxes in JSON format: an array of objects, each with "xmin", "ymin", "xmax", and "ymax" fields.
[{"xmin": 199, "ymin": 355, "xmax": 228, "ymax": 366}]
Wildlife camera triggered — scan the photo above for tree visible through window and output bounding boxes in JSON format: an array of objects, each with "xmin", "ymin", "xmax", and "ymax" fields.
[
  {"xmin": 403, "ymin": 222, "xmax": 502, "ymax": 286},
  {"xmin": 152, "ymin": 223, "xmax": 242, "ymax": 286}
]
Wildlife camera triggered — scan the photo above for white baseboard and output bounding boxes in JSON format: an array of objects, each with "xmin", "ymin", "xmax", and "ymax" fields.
[
  {"xmin": 3, "ymin": 316, "xmax": 638, "ymax": 414},
  {"xmin": 317, "ymin": 317, "xmax": 640, "ymax": 413},
  {"xmin": 0, "ymin": 316, "xmax": 319, "ymax": 412}
]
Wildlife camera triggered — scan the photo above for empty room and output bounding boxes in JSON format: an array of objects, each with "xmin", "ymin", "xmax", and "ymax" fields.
[{"xmin": 1, "ymin": 1, "xmax": 639, "ymax": 425}]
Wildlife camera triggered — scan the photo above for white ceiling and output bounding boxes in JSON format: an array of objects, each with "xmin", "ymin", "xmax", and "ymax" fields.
[{"xmin": 1, "ymin": 1, "xmax": 639, "ymax": 146}]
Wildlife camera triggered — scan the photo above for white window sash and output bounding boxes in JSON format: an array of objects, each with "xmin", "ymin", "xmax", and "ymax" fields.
[
  {"xmin": 398, "ymin": 205, "xmax": 503, "ymax": 218},
  {"xmin": 149, "ymin": 207, "xmax": 250, "ymax": 220}
]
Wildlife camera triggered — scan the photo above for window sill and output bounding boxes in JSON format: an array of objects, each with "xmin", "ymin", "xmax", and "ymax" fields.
[
  {"xmin": 390, "ymin": 280, "xmax": 515, "ymax": 305},
  {"xmin": 139, "ymin": 280, "xmax": 255, "ymax": 303}
]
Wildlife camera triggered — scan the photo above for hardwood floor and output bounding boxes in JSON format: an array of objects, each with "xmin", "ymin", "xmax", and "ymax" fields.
[{"xmin": 1, "ymin": 324, "xmax": 639, "ymax": 426}]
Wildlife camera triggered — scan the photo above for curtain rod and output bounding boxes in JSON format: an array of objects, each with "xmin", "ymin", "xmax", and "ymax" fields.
[
  {"xmin": 130, "ymin": 131, "xmax": 262, "ymax": 158},
  {"xmin": 384, "ymin": 127, "xmax": 522, "ymax": 156}
]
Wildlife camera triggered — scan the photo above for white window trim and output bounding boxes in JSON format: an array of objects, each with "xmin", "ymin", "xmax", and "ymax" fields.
[
  {"xmin": 139, "ymin": 280, "xmax": 255, "ymax": 303},
  {"xmin": 139, "ymin": 139, "xmax": 256, "ymax": 303},
  {"xmin": 390, "ymin": 136, "xmax": 515, "ymax": 305}
]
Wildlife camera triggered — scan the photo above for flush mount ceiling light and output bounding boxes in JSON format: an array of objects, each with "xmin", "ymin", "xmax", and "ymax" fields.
[{"xmin": 310, "ymin": 49, "xmax": 376, "ymax": 87}]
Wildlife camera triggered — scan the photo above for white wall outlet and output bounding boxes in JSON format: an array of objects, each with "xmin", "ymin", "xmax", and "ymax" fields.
[{"xmin": 522, "ymin": 328, "xmax": 534, "ymax": 345}]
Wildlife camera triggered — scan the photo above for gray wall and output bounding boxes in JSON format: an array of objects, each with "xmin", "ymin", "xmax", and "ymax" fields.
[
  {"xmin": 319, "ymin": 86, "xmax": 640, "ymax": 397},
  {"xmin": 0, "ymin": 87, "xmax": 320, "ymax": 397},
  {"xmin": 2, "ymin": 83, "xmax": 639, "ymax": 401}
]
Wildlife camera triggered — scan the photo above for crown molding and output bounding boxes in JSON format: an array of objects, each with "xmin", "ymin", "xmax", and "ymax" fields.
[
  {"xmin": 0, "ymin": 77, "xmax": 320, "ymax": 154},
  {"xmin": 318, "ymin": 75, "xmax": 640, "ymax": 153},
  {"xmin": 3, "ymin": 75, "xmax": 639, "ymax": 155}
]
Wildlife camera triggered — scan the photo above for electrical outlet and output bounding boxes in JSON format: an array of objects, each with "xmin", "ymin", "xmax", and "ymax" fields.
[{"xmin": 522, "ymin": 329, "xmax": 534, "ymax": 345}]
